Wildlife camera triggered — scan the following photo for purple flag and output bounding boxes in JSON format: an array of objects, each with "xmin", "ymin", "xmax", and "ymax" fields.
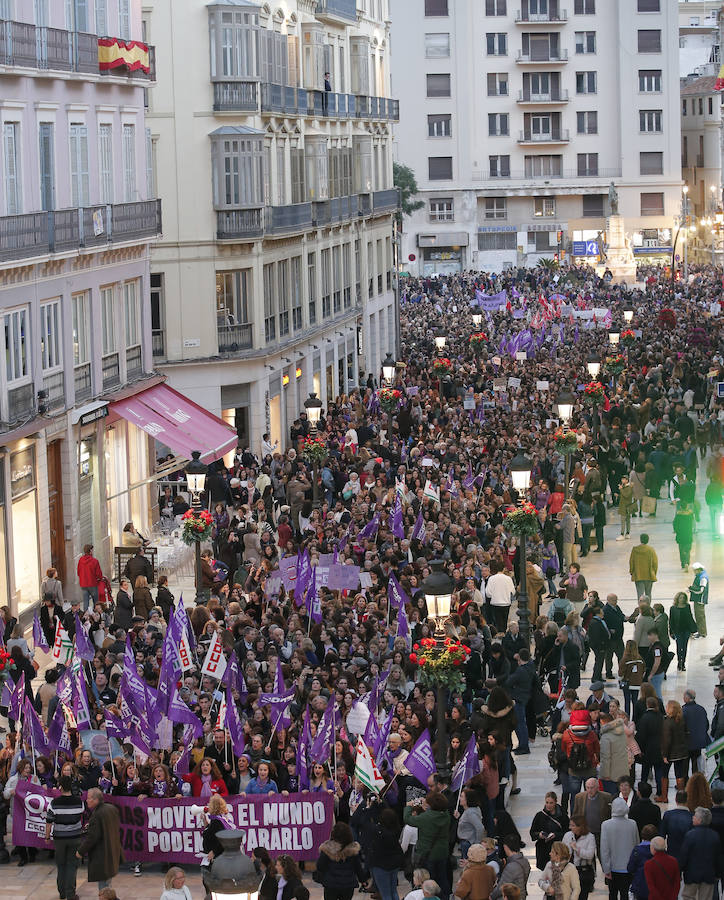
[
  {"xmin": 574, "ymin": 323, "xmax": 580, "ymax": 343},
  {"xmin": 451, "ymin": 733, "xmax": 480, "ymax": 790},
  {"xmin": 32, "ymin": 614, "xmax": 49, "ymax": 652},
  {"xmin": 309, "ymin": 568, "xmax": 322, "ymax": 624},
  {"xmin": 71, "ymin": 659, "xmax": 92, "ymax": 731},
  {"xmin": 474, "ymin": 466, "xmax": 486, "ymax": 488},
  {"xmin": 47, "ymin": 702, "xmax": 72, "ymax": 754},
  {"xmin": 104, "ymin": 709, "xmax": 126, "ymax": 743},
  {"xmin": 221, "ymin": 649, "xmax": 248, "ymax": 704},
  {"xmin": 173, "ymin": 726, "xmax": 195, "ymax": 777},
  {"xmin": 168, "ymin": 684, "xmax": 203, "ymax": 736},
  {"xmin": 357, "ymin": 511, "xmax": 381, "ymax": 542},
  {"xmin": 272, "ymin": 656, "xmax": 285, "ymax": 695},
  {"xmin": 462, "ymin": 463, "xmax": 475, "ymax": 491},
  {"xmin": 8, "ymin": 672, "xmax": 24, "ymax": 722},
  {"xmin": 404, "ymin": 729, "xmax": 437, "ymax": 785},
  {"xmin": 387, "ymin": 573, "xmax": 409, "ymax": 611},
  {"xmin": 373, "ymin": 706, "xmax": 395, "ymax": 765},
  {"xmin": 74, "ymin": 613, "xmax": 96, "ymax": 661},
  {"xmin": 396, "ymin": 606, "xmax": 409, "ymax": 639},
  {"xmin": 310, "ymin": 700, "xmax": 339, "ymax": 764},
  {"xmin": 257, "ymin": 688, "xmax": 296, "ymax": 715},
  {"xmin": 410, "ymin": 509, "xmax": 426, "ymax": 541},
  {"xmin": 368, "ymin": 667, "xmax": 391, "ymax": 712},
  {"xmin": 22, "ymin": 696, "xmax": 49, "ymax": 756},
  {"xmin": 389, "ymin": 496, "xmax": 405, "ymax": 540},
  {"xmin": 363, "ymin": 708, "xmax": 381, "ymax": 749},
  {"xmin": 296, "ymin": 550, "xmax": 312, "ymax": 609},
  {"xmin": 224, "ymin": 686, "xmax": 246, "ymax": 756},
  {"xmin": 297, "ymin": 708, "xmax": 312, "ymax": 790}
]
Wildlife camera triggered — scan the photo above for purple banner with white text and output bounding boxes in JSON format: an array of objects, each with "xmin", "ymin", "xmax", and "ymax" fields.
[{"xmin": 13, "ymin": 784, "xmax": 334, "ymax": 862}]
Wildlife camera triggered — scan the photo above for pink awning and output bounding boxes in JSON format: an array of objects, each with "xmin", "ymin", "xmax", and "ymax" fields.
[{"xmin": 110, "ymin": 383, "xmax": 237, "ymax": 463}]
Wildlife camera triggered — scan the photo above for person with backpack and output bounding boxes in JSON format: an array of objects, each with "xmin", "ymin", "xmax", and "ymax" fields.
[
  {"xmin": 618, "ymin": 641, "xmax": 646, "ymax": 719},
  {"xmin": 645, "ymin": 626, "xmax": 674, "ymax": 701},
  {"xmin": 561, "ymin": 709, "xmax": 600, "ymax": 815},
  {"xmin": 549, "ymin": 596, "xmax": 573, "ymax": 628}
]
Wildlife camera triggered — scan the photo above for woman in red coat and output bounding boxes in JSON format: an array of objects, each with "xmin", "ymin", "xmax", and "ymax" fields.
[{"xmin": 183, "ymin": 758, "xmax": 229, "ymax": 798}]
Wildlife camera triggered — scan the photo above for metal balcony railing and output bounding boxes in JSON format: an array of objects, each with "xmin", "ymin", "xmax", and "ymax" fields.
[
  {"xmin": 126, "ymin": 345, "xmax": 142, "ymax": 376},
  {"xmin": 260, "ymin": 83, "xmax": 308, "ymax": 115},
  {"xmin": 472, "ymin": 167, "xmax": 622, "ymax": 183},
  {"xmin": 0, "ymin": 20, "xmax": 155, "ymax": 78},
  {"xmin": 0, "ymin": 200, "xmax": 162, "ymax": 264},
  {"xmin": 42, "ymin": 371, "xmax": 65, "ymax": 409},
  {"xmin": 373, "ymin": 188, "xmax": 400, "ymax": 212},
  {"xmin": 74, "ymin": 364, "xmax": 92, "ymax": 402},
  {"xmin": 152, "ymin": 329, "xmax": 165, "ymax": 359},
  {"xmin": 517, "ymin": 90, "xmax": 569, "ymax": 102},
  {"xmin": 316, "ymin": 0, "xmax": 357, "ymax": 22},
  {"xmin": 218, "ymin": 323, "xmax": 253, "ymax": 354},
  {"xmin": 518, "ymin": 128, "xmax": 570, "ymax": 143},
  {"xmin": 102, "ymin": 353, "xmax": 121, "ymax": 390},
  {"xmin": 7, "ymin": 384, "xmax": 34, "ymax": 424},
  {"xmin": 515, "ymin": 48, "xmax": 568, "ymax": 63},
  {"xmin": 213, "ymin": 80, "xmax": 258, "ymax": 111},
  {"xmin": 515, "ymin": 8, "xmax": 567, "ymax": 22}
]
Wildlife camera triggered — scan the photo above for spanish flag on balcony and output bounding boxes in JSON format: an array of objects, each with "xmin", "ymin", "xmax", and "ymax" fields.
[
  {"xmin": 98, "ymin": 37, "xmax": 150, "ymax": 74},
  {"xmin": 716, "ymin": 62, "xmax": 724, "ymax": 91}
]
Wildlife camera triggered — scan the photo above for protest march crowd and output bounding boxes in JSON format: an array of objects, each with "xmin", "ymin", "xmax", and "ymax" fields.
[{"xmin": 3, "ymin": 262, "xmax": 724, "ymax": 900}]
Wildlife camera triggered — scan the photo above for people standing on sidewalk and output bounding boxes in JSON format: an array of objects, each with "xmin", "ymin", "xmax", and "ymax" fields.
[
  {"xmin": 669, "ymin": 592, "xmax": 697, "ymax": 671},
  {"xmin": 603, "ymin": 594, "xmax": 625, "ymax": 681},
  {"xmin": 618, "ymin": 641, "xmax": 645, "ymax": 718},
  {"xmin": 682, "ymin": 690, "xmax": 711, "ymax": 776},
  {"xmin": 617, "ymin": 476, "xmax": 634, "ymax": 541},
  {"xmin": 45, "ymin": 775, "xmax": 85, "ymax": 900},
  {"xmin": 673, "ymin": 502, "xmax": 695, "ymax": 571},
  {"xmin": 661, "ymin": 701, "xmax": 690, "ymax": 800},
  {"xmin": 76, "ymin": 544, "xmax": 103, "ymax": 611},
  {"xmin": 600, "ymin": 797, "xmax": 639, "ymax": 900},
  {"xmin": 628, "ymin": 535, "xmax": 658, "ymax": 600},
  {"xmin": 688, "ymin": 563, "xmax": 709, "ymax": 638},
  {"xmin": 76, "ymin": 788, "xmax": 122, "ymax": 891}
]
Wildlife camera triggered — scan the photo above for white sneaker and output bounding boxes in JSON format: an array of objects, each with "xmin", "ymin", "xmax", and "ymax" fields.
[
  {"xmin": 624, "ymin": 534, "xmax": 630, "ymax": 539},
  {"xmin": 133, "ymin": 863, "xmax": 142, "ymax": 876},
  {"xmin": 616, "ymin": 535, "xmax": 625, "ymax": 541}
]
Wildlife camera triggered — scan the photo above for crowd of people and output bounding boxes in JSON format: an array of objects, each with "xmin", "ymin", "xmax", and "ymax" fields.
[{"xmin": 4, "ymin": 263, "xmax": 724, "ymax": 900}]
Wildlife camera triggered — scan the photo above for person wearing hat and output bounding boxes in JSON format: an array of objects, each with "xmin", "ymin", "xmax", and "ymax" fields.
[
  {"xmin": 688, "ymin": 563, "xmax": 709, "ymax": 638},
  {"xmin": 586, "ymin": 682, "xmax": 613, "ymax": 715},
  {"xmin": 562, "ymin": 711, "xmax": 601, "ymax": 816},
  {"xmin": 453, "ymin": 843, "xmax": 496, "ymax": 900}
]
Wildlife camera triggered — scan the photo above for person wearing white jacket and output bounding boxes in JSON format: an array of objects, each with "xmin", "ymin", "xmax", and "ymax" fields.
[{"xmin": 160, "ymin": 867, "xmax": 194, "ymax": 900}]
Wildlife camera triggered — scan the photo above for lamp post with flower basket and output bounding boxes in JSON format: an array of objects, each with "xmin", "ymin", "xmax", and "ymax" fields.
[
  {"xmin": 184, "ymin": 451, "xmax": 210, "ymax": 602},
  {"xmin": 303, "ymin": 393, "xmax": 324, "ymax": 507},
  {"xmin": 469, "ymin": 332, "xmax": 488, "ymax": 356},
  {"xmin": 555, "ymin": 390, "xmax": 575, "ymax": 498},
  {"xmin": 507, "ymin": 452, "xmax": 534, "ymax": 643},
  {"xmin": 416, "ymin": 560, "xmax": 460, "ymax": 778}
]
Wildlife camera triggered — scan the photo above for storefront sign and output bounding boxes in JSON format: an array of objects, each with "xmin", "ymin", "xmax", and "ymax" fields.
[
  {"xmin": 13, "ymin": 784, "xmax": 334, "ymax": 862},
  {"xmin": 10, "ymin": 448, "xmax": 35, "ymax": 499},
  {"xmin": 79, "ymin": 405, "xmax": 108, "ymax": 426}
]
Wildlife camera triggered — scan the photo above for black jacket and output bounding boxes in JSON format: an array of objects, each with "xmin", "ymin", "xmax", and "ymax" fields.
[
  {"xmin": 281, "ymin": 877, "xmax": 309, "ymax": 900},
  {"xmin": 316, "ymin": 840, "xmax": 366, "ymax": 890},
  {"xmin": 587, "ymin": 617, "xmax": 610, "ymax": 652},
  {"xmin": 40, "ymin": 603, "xmax": 63, "ymax": 645},
  {"xmin": 636, "ymin": 709, "xmax": 664, "ymax": 763},
  {"xmin": 503, "ymin": 660, "xmax": 537, "ymax": 704},
  {"xmin": 629, "ymin": 797, "xmax": 661, "ymax": 834},
  {"xmin": 123, "ymin": 554, "xmax": 153, "ymax": 586},
  {"xmin": 603, "ymin": 603, "xmax": 625, "ymax": 640},
  {"xmin": 114, "ymin": 590, "xmax": 133, "ymax": 630},
  {"xmin": 155, "ymin": 586, "xmax": 174, "ymax": 622},
  {"xmin": 259, "ymin": 871, "xmax": 278, "ymax": 900}
]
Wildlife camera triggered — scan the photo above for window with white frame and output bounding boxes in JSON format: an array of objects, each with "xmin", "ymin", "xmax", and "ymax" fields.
[
  {"xmin": 212, "ymin": 135, "xmax": 264, "ymax": 208},
  {"xmin": 95, "ymin": 0, "xmax": 107, "ymax": 35},
  {"xmin": 98, "ymin": 123, "xmax": 113, "ymax": 204},
  {"xmin": 575, "ymin": 31, "xmax": 596, "ymax": 53},
  {"xmin": 485, "ymin": 197, "xmax": 507, "ymax": 219},
  {"xmin": 122, "ymin": 123, "xmax": 136, "ymax": 201},
  {"xmin": 124, "ymin": 281, "xmax": 139, "ymax": 348},
  {"xmin": 119, "ymin": 0, "xmax": 130, "ymax": 39},
  {"xmin": 430, "ymin": 197, "xmax": 454, "ymax": 221},
  {"xmin": 534, "ymin": 197, "xmax": 556, "ymax": 216},
  {"xmin": 486, "ymin": 32, "xmax": 507, "ymax": 55},
  {"xmin": 639, "ymin": 109, "xmax": 662, "ymax": 132},
  {"xmin": 425, "ymin": 33, "xmax": 450, "ymax": 57},
  {"xmin": 263, "ymin": 263, "xmax": 277, "ymax": 342},
  {"xmin": 575, "ymin": 71, "xmax": 597, "ymax": 93},
  {"xmin": 576, "ymin": 111, "xmax": 598, "ymax": 134},
  {"xmin": 40, "ymin": 299, "xmax": 62, "ymax": 371},
  {"xmin": 3, "ymin": 122, "xmax": 21, "ymax": 215},
  {"xmin": 216, "ymin": 270, "xmax": 250, "ymax": 325},
  {"xmin": 639, "ymin": 69, "xmax": 661, "ymax": 92},
  {"xmin": 72, "ymin": 293, "xmax": 90, "ymax": 365},
  {"xmin": 145, "ymin": 127, "xmax": 154, "ymax": 199},
  {"xmin": 4, "ymin": 307, "xmax": 29, "ymax": 384},
  {"xmin": 488, "ymin": 113, "xmax": 509, "ymax": 136},
  {"xmin": 428, "ymin": 114, "xmax": 452, "ymax": 137},
  {"xmin": 577, "ymin": 152, "xmax": 598, "ymax": 176},
  {"xmin": 69, "ymin": 123, "xmax": 90, "ymax": 208},
  {"xmin": 487, "ymin": 73, "xmax": 508, "ymax": 96},
  {"xmin": 100, "ymin": 286, "xmax": 115, "ymax": 355},
  {"xmin": 489, "ymin": 154, "xmax": 510, "ymax": 177}
]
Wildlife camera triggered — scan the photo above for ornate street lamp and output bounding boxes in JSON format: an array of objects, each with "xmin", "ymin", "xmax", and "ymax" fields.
[
  {"xmin": 382, "ymin": 353, "xmax": 396, "ymax": 383},
  {"xmin": 609, "ymin": 329, "xmax": 620, "ymax": 346},
  {"xmin": 185, "ymin": 451, "xmax": 207, "ymax": 602},
  {"xmin": 434, "ymin": 329, "xmax": 447, "ymax": 352},
  {"xmin": 304, "ymin": 393, "xmax": 324, "ymax": 506},
  {"xmin": 472, "ymin": 313, "xmax": 483, "ymax": 328},
  {"xmin": 207, "ymin": 830, "xmax": 259, "ymax": 900},
  {"xmin": 587, "ymin": 356, "xmax": 601, "ymax": 379},
  {"xmin": 556, "ymin": 389, "xmax": 575, "ymax": 424},
  {"xmin": 623, "ymin": 306, "xmax": 634, "ymax": 323},
  {"xmin": 509, "ymin": 450, "xmax": 533, "ymax": 643},
  {"xmin": 421, "ymin": 561, "xmax": 456, "ymax": 779}
]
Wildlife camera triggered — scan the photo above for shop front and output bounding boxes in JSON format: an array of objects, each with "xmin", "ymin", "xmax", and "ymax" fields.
[
  {"xmin": 417, "ymin": 233, "xmax": 469, "ymax": 276},
  {"xmin": 9, "ymin": 444, "xmax": 40, "ymax": 613}
]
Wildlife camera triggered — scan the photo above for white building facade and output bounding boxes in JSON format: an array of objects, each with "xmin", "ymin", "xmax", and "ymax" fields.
[
  {"xmin": 146, "ymin": 0, "xmax": 399, "ymax": 458},
  {"xmin": 391, "ymin": 0, "xmax": 682, "ymax": 273},
  {"xmin": 0, "ymin": 0, "xmax": 162, "ymax": 613}
]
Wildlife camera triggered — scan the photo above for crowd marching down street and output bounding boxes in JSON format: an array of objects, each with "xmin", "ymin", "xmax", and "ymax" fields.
[{"xmin": 3, "ymin": 263, "xmax": 724, "ymax": 900}]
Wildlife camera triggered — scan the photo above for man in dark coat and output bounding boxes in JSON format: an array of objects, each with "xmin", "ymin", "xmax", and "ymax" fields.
[
  {"xmin": 629, "ymin": 781, "xmax": 661, "ymax": 834},
  {"xmin": 678, "ymin": 807, "xmax": 723, "ymax": 894},
  {"xmin": 587, "ymin": 606, "xmax": 610, "ymax": 683},
  {"xmin": 682, "ymin": 688, "xmax": 710, "ymax": 773},
  {"xmin": 113, "ymin": 579, "xmax": 133, "ymax": 630},
  {"xmin": 123, "ymin": 548, "xmax": 153, "ymax": 586},
  {"xmin": 77, "ymin": 789, "xmax": 122, "ymax": 889}
]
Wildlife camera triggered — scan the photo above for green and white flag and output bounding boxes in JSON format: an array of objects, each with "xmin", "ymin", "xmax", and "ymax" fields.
[
  {"xmin": 354, "ymin": 736, "xmax": 385, "ymax": 793},
  {"xmin": 423, "ymin": 480, "xmax": 440, "ymax": 504}
]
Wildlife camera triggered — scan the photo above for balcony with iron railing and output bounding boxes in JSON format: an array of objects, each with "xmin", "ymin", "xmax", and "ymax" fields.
[
  {"xmin": 42, "ymin": 371, "xmax": 65, "ymax": 409},
  {"xmin": 0, "ymin": 199, "xmax": 162, "ymax": 264},
  {"xmin": 152, "ymin": 329, "xmax": 165, "ymax": 360},
  {"xmin": 515, "ymin": 8, "xmax": 568, "ymax": 23},
  {"xmin": 216, "ymin": 191, "xmax": 396, "ymax": 240},
  {"xmin": 74, "ymin": 364, "xmax": 92, "ymax": 403},
  {"xmin": 255, "ymin": 83, "xmax": 399, "ymax": 120},
  {"xmin": 213, "ymin": 80, "xmax": 258, "ymax": 111},
  {"xmin": 515, "ymin": 48, "xmax": 568, "ymax": 64},
  {"xmin": 126, "ymin": 345, "xmax": 143, "ymax": 376},
  {"xmin": 0, "ymin": 19, "xmax": 155, "ymax": 80},
  {"xmin": 471, "ymin": 167, "xmax": 622, "ymax": 186},
  {"xmin": 517, "ymin": 89, "xmax": 569, "ymax": 104},
  {"xmin": 316, "ymin": 0, "xmax": 358, "ymax": 23},
  {"xmin": 217, "ymin": 322, "xmax": 253, "ymax": 354},
  {"xmin": 518, "ymin": 128, "xmax": 570, "ymax": 144},
  {"xmin": 102, "ymin": 354, "xmax": 121, "ymax": 391}
]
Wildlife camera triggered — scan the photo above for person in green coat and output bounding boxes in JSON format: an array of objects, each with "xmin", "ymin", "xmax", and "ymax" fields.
[
  {"xmin": 669, "ymin": 591, "xmax": 697, "ymax": 672},
  {"xmin": 616, "ymin": 476, "xmax": 634, "ymax": 540},
  {"xmin": 404, "ymin": 792, "xmax": 451, "ymax": 900},
  {"xmin": 672, "ymin": 501, "xmax": 694, "ymax": 570}
]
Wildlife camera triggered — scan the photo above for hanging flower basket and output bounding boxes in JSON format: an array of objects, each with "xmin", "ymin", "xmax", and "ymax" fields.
[
  {"xmin": 604, "ymin": 355, "xmax": 626, "ymax": 376},
  {"xmin": 0, "ymin": 648, "xmax": 16, "ymax": 687},
  {"xmin": 583, "ymin": 382, "xmax": 605, "ymax": 406},
  {"xmin": 409, "ymin": 637, "xmax": 469, "ymax": 691},
  {"xmin": 621, "ymin": 329, "xmax": 636, "ymax": 346},
  {"xmin": 553, "ymin": 428, "xmax": 579, "ymax": 455},
  {"xmin": 504, "ymin": 501, "xmax": 540, "ymax": 536},
  {"xmin": 379, "ymin": 386, "xmax": 403, "ymax": 413},
  {"xmin": 301, "ymin": 435, "xmax": 328, "ymax": 466},
  {"xmin": 469, "ymin": 333, "xmax": 488, "ymax": 352},
  {"xmin": 432, "ymin": 357, "xmax": 453, "ymax": 374},
  {"xmin": 180, "ymin": 509, "xmax": 213, "ymax": 546},
  {"xmin": 658, "ymin": 308, "xmax": 676, "ymax": 330}
]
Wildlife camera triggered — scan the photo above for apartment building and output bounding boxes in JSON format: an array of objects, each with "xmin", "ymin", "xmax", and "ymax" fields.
[
  {"xmin": 146, "ymin": 0, "xmax": 399, "ymax": 457},
  {"xmin": 391, "ymin": 0, "xmax": 681, "ymax": 273},
  {"xmin": 679, "ymin": 0, "xmax": 720, "ymax": 78},
  {"xmin": 0, "ymin": 0, "xmax": 163, "ymax": 613}
]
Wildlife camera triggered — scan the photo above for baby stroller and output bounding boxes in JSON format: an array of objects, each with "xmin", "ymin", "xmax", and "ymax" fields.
[{"xmin": 538, "ymin": 671, "xmax": 569, "ymax": 737}]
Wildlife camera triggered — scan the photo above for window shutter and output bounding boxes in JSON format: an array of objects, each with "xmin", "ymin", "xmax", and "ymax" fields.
[
  {"xmin": 145, "ymin": 127, "xmax": 154, "ymax": 199},
  {"xmin": 70, "ymin": 124, "xmax": 80, "ymax": 206},
  {"xmin": 288, "ymin": 35, "xmax": 299, "ymax": 86},
  {"xmin": 3, "ymin": 123, "xmax": 20, "ymax": 215},
  {"xmin": 428, "ymin": 156, "xmax": 452, "ymax": 179},
  {"xmin": 95, "ymin": 0, "xmax": 107, "ymax": 34},
  {"xmin": 640, "ymin": 151, "xmax": 663, "ymax": 175},
  {"xmin": 638, "ymin": 30, "xmax": 661, "ymax": 53},
  {"xmin": 98, "ymin": 124, "xmax": 112, "ymax": 203},
  {"xmin": 119, "ymin": 0, "xmax": 130, "ymax": 38},
  {"xmin": 122, "ymin": 124, "xmax": 136, "ymax": 201}
]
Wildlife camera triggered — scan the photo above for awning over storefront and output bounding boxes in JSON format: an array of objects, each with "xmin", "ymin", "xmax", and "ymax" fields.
[{"xmin": 109, "ymin": 383, "xmax": 237, "ymax": 464}]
